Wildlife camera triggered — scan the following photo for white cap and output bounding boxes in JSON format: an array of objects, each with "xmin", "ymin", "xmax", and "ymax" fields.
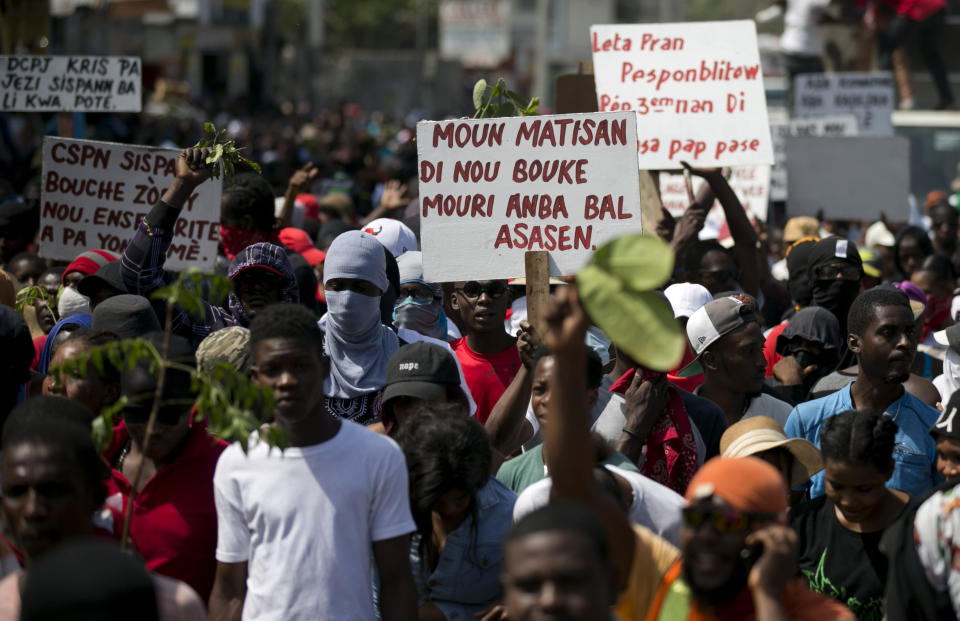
[
  {"xmin": 664, "ymin": 282, "xmax": 713, "ymax": 319},
  {"xmin": 363, "ymin": 218, "xmax": 418, "ymax": 258},
  {"xmin": 864, "ymin": 221, "xmax": 896, "ymax": 248}
]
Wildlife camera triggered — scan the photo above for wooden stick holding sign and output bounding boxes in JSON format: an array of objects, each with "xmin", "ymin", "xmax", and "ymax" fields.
[{"xmin": 524, "ymin": 250, "xmax": 550, "ymax": 342}]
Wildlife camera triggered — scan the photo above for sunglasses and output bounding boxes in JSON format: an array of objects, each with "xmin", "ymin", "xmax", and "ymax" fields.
[
  {"xmin": 681, "ymin": 506, "xmax": 779, "ymax": 533},
  {"xmin": 456, "ymin": 281, "xmax": 507, "ymax": 301},
  {"xmin": 399, "ymin": 285, "xmax": 437, "ymax": 303},
  {"xmin": 815, "ymin": 264, "xmax": 861, "ymax": 281},
  {"xmin": 234, "ymin": 275, "xmax": 283, "ymax": 294}
]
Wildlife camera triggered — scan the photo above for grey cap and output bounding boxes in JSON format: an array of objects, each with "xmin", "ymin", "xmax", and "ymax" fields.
[{"xmin": 677, "ymin": 296, "xmax": 758, "ymax": 377}]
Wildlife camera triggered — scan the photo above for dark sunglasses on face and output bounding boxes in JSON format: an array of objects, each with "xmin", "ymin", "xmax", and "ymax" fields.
[
  {"xmin": 456, "ymin": 281, "xmax": 507, "ymax": 300},
  {"xmin": 122, "ymin": 402, "xmax": 189, "ymax": 427},
  {"xmin": 681, "ymin": 506, "xmax": 780, "ymax": 534},
  {"xmin": 815, "ymin": 264, "xmax": 861, "ymax": 281},
  {"xmin": 399, "ymin": 285, "xmax": 437, "ymax": 303},
  {"xmin": 698, "ymin": 269, "xmax": 741, "ymax": 283},
  {"xmin": 235, "ymin": 275, "xmax": 282, "ymax": 294}
]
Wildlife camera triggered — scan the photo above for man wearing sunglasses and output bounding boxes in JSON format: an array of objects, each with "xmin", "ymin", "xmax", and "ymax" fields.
[
  {"xmin": 450, "ymin": 279, "xmax": 534, "ymax": 430},
  {"xmin": 103, "ymin": 332, "xmax": 228, "ymax": 602}
]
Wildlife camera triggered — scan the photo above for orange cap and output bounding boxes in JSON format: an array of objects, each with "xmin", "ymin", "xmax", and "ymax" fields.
[{"xmin": 685, "ymin": 456, "xmax": 787, "ymax": 515}]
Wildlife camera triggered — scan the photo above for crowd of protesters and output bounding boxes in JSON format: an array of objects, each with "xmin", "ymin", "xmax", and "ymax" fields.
[{"xmin": 1, "ymin": 70, "xmax": 960, "ymax": 619}]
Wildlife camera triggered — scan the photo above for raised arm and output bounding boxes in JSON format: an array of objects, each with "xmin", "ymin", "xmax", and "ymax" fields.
[
  {"xmin": 542, "ymin": 285, "xmax": 635, "ymax": 592},
  {"xmin": 484, "ymin": 322, "xmax": 536, "ymax": 458},
  {"xmin": 685, "ymin": 164, "xmax": 759, "ymax": 296},
  {"xmin": 277, "ymin": 163, "xmax": 318, "ymax": 229},
  {"xmin": 120, "ymin": 148, "xmax": 211, "ymax": 296}
]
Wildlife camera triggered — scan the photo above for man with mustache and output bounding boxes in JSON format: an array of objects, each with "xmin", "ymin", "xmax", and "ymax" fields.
[{"xmin": 785, "ymin": 286, "xmax": 942, "ymax": 498}]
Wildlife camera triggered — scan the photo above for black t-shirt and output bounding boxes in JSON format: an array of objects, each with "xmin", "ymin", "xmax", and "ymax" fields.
[{"xmin": 791, "ymin": 495, "xmax": 894, "ymax": 621}]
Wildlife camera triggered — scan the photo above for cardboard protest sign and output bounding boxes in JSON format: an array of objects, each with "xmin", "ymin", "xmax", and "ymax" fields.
[
  {"xmin": 417, "ymin": 112, "xmax": 641, "ymax": 281},
  {"xmin": 590, "ymin": 21, "xmax": 774, "ymax": 169},
  {"xmin": 794, "ymin": 73, "xmax": 894, "ymax": 137},
  {"xmin": 770, "ymin": 115, "xmax": 859, "ymax": 200},
  {"xmin": 40, "ymin": 137, "xmax": 221, "ymax": 270},
  {"xmin": 660, "ymin": 167, "xmax": 770, "ymax": 242},
  {"xmin": 1, "ymin": 56, "xmax": 142, "ymax": 112},
  {"xmin": 785, "ymin": 136, "xmax": 909, "ymax": 220}
]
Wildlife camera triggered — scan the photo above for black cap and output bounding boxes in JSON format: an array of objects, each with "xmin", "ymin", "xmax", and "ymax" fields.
[
  {"xmin": 91, "ymin": 294, "xmax": 161, "ymax": 339},
  {"xmin": 78, "ymin": 261, "xmax": 127, "ymax": 299},
  {"xmin": 383, "ymin": 342, "xmax": 460, "ymax": 404},
  {"xmin": 932, "ymin": 391, "xmax": 960, "ymax": 441}
]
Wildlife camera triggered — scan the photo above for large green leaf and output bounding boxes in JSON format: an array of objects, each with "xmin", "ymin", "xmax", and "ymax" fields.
[
  {"xmin": 577, "ymin": 264, "xmax": 684, "ymax": 371},
  {"xmin": 588, "ymin": 234, "xmax": 674, "ymax": 291}
]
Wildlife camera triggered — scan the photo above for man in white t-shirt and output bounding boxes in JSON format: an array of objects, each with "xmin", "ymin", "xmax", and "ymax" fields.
[{"xmin": 208, "ymin": 303, "xmax": 418, "ymax": 621}]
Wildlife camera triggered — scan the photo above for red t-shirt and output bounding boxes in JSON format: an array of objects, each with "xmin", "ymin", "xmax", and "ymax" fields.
[
  {"xmin": 763, "ymin": 321, "xmax": 787, "ymax": 378},
  {"xmin": 451, "ymin": 337, "xmax": 521, "ymax": 424},
  {"xmin": 104, "ymin": 420, "xmax": 227, "ymax": 601}
]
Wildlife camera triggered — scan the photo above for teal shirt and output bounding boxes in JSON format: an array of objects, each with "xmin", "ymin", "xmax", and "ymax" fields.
[{"xmin": 495, "ymin": 444, "xmax": 639, "ymax": 495}]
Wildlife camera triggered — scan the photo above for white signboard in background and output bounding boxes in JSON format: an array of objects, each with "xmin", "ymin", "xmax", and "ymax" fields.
[
  {"xmin": 41, "ymin": 137, "xmax": 221, "ymax": 271},
  {"xmin": 439, "ymin": 1, "xmax": 511, "ymax": 68},
  {"xmin": 417, "ymin": 112, "xmax": 642, "ymax": 281},
  {"xmin": 786, "ymin": 136, "xmax": 909, "ymax": 220},
  {"xmin": 660, "ymin": 167, "xmax": 771, "ymax": 240},
  {"xmin": 770, "ymin": 115, "xmax": 859, "ymax": 200},
  {"xmin": 591, "ymin": 21, "xmax": 774, "ymax": 169},
  {"xmin": 794, "ymin": 73, "xmax": 894, "ymax": 137},
  {"xmin": 1, "ymin": 56, "xmax": 142, "ymax": 112}
]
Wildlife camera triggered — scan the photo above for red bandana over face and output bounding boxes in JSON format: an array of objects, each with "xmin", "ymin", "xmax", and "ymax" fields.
[{"xmin": 219, "ymin": 224, "xmax": 275, "ymax": 261}]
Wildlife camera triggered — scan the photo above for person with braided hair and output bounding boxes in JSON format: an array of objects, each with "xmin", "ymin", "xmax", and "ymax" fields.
[{"xmin": 791, "ymin": 409, "xmax": 909, "ymax": 621}]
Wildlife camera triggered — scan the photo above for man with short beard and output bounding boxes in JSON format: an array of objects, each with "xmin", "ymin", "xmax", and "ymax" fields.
[
  {"xmin": 645, "ymin": 457, "xmax": 854, "ymax": 621},
  {"xmin": 785, "ymin": 287, "xmax": 942, "ymax": 497}
]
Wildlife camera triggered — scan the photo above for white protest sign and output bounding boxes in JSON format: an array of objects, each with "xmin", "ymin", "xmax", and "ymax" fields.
[
  {"xmin": 770, "ymin": 115, "xmax": 859, "ymax": 200},
  {"xmin": 786, "ymin": 136, "xmax": 909, "ymax": 220},
  {"xmin": 417, "ymin": 112, "xmax": 641, "ymax": 281},
  {"xmin": 40, "ymin": 137, "xmax": 221, "ymax": 270},
  {"xmin": 660, "ymin": 166, "xmax": 771, "ymax": 243},
  {"xmin": 591, "ymin": 21, "xmax": 774, "ymax": 169},
  {"xmin": 794, "ymin": 72, "xmax": 893, "ymax": 137},
  {"xmin": 1, "ymin": 56, "xmax": 142, "ymax": 112}
]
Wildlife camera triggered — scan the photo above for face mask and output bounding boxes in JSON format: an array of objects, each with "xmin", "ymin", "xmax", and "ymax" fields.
[
  {"xmin": 219, "ymin": 224, "xmax": 274, "ymax": 261},
  {"xmin": 811, "ymin": 279, "xmax": 860, "ymax": 326},
  {"xmin": 57, "ymin": 286, "xmax": 90, "ymax": 319},
  {"xmin": 324, "ymin": 289, "xmax": 381, "ymax": 338},
  {"xmin": 585, "ymin": 326, "xmax": 612, "ymax": 367},
  {"xmin": 393, "ymin": 298, "xmax": 447, "ymax": 340}
]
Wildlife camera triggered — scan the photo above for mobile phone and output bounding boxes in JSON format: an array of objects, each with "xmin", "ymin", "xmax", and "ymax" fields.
[{"xmin": 741, "ymin": 542, "xmax": 764, "ymax": 568}]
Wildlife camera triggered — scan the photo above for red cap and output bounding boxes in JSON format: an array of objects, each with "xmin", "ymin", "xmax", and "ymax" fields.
[
  {"xmin": 62, "ymin": 249, "xmax": 118, "ymax": 284},
  {"xmin": 277, "ymin": 227, "xmax": 325, "ymax": 266},
  {"xmin": 926, "ymin": 190, "xmax": 950, "ymax": 210},
  {"xmin": 295, "ymin": 194, "xmax": 320, "ymax": 220}
]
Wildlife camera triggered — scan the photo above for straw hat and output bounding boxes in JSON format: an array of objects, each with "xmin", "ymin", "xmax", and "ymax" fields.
[{"xmin": 719, "ymin": 416, "xmax": 823, "ymax": 489}]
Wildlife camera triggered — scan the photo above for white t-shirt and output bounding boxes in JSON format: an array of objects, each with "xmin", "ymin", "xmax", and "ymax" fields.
[
  {"xmin": 511, "ymin": 464, "xmax": 685, "ymax": 546},
  {"xmin": 780, "ymin": 0, "xmax": 830, "ymax": 56},
  {"xmin": 213, "ymin": 421, "xmax": 416, "ymax": 621},
  {"xmin": 743, "ymin": 392, "xmax": 794, "ymax": 428}
]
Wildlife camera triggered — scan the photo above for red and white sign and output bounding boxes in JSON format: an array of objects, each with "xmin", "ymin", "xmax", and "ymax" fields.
[
  {"xmin": 417, "ymin": 112, "xmax": 641, "ymax": 281},
  {"xmin": 660, "ymin": 167, "xmax": 771, "ymax": 242},
  {"xmin": 591, "ymin": 21, "xmax": 774, "ymax": 169},
  {"xmin": 40, "ymin": 137, "xmax": 221, "ymax": 270}
]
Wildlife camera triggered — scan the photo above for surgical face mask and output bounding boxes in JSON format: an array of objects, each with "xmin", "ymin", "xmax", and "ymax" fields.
[
  {"xmin": 57, "ymin": 286, "xmax": 90, "ymax": 319},
  {"xmin": 324, "ymin": 289, "xmax": 381, "ymax": 338},
  {"xmin": 585, "ymin": 326, "xmax": 611, "ymax": 367},
  {"xmin": 393, "ymin": 297, "xmax": 447, "ymax": 340}
]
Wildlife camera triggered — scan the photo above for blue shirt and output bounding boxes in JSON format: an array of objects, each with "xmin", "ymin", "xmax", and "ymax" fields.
[
  {"xmin": 410, "ymin": 477, "xmax": 517, "ymax": 620},
  {"xmin": 784, "ymin": 383, "xmax": 942, "ymax": 498}
]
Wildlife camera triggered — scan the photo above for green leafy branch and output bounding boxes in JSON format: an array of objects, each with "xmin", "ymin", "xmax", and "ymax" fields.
[
  {"xmin": 192, "ymin": 122, "xmax": 262, "ymax": 180},
  {"xmin": 15, "ymin": 285, "xmax": 56, "ymax": 317},
  {"xmin": 472, "ymin": 78, "xmax": 539, "ymax": 119}
]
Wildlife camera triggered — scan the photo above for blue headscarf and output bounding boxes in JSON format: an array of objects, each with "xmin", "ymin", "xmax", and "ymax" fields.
[
  {"xmin": 226, "ymin": 242, "xmax": 299, "ymax": 326},
  {"xmin": 38, "ymin": 314, "xmax": 92, "ymax": 375}
]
